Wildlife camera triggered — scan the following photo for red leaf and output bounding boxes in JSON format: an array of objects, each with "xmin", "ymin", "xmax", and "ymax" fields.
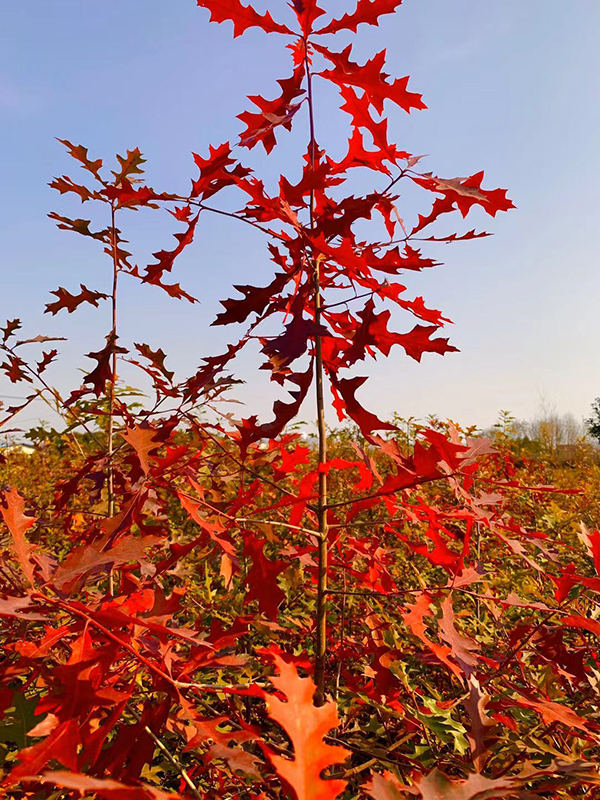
[
  {"xmin": 366, "ymin": 771, "xmax": 406, "ymax": 800},
  {"xmin": 45, "ymin": 284, "xmax": 108, "ymax": 315},
  {"xmin": 237, "ymin": 365, "xmax": 313, "ymax": 449},
  {"xmin": 51, "ymin": 535, "xmax": 162, "ymax": 593},
  {"xmin": 316, "ymin": 0, "xmax": 403, "ymax": 35},
  {"xmin": 213, "ymin": 272, "xmax": 291, "ymax": 326},
  {"xmin": 25, "ymin": 771, "xmax": 179, "ymax": 800},
  {"xmin": 177, "ymin": 488, "xmax": 236, "ymax": 557},
  {"xmin": 338, "ymin": 85, "xmax": 401, "ymax": 162},
  {"xmin": 142, "ymin": 214, "xmax": 199, "ymax": 287},
  {"xmin": 1, "ymin": 354, "xmax": 33, "ymax": 384},
  {"xmin": 463, "ymin": 676, "xmax": 494, "ymax": 771},
  {"xmin": 81, "ymin": 333, "xmax": 127, "ymax": 397},
  {"xmin": 37, "ymin": 349, "xmax": 58, "ymax": 374},
  {"xmin": 196, "ymin": 0, "xmax": 293, "ymax": 37},
  {"xmin": 0, "ymin": 595, "xmax": 47, "ymax": 621},
  {"xmin": 291, "ymin": 0, "xmax": 326, "ymax": 36},
  {"xmin": 243, "ymin": 534, "xmax": 286, "ymax": 619},
  {"xmin": 397, "ymin": 323, "xmax": 458, "ymax": 362},
  {"xmin": 412, "ymin": 171, "xmax": 514, "ymax": 219},
  {"xmin": 6, "ymin": 720, "xmax": 80, "ymax": 784},
  {"xmin": 380, "ymin": 769, "xmax": 517, "ymax": 800},
  {"xmin": 514, "ymin": 694, "xmax": 591, "ymax": 734},
  {"xmin": 317, "ymin": 44, "xmax": 426, "ymax": 115},
  {"xmin": 239, "ymin": 66, "xmax": 305, "ymax": 153},
  {"xmin": 134, "ymin": 343, "xmax": 175, "ymax": 382},
  {"xmin": 57, "ymin": 138, "xmax": 103, "ymax": 179},
  {"xmin": 2, "ymin": 318, "xmax": 21, "ymax": 342},
  {"xmin": 329, "ymin": 373, "xmax": 396, "ymax": 438},
  {"xmin": 438, "ymin": 595, "xmax": 480, "ymax": 676}
]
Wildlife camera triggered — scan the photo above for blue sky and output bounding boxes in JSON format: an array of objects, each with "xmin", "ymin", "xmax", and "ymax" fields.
[{"xmin": 1, "ymin": 1, "xmax": 600, "ymax": 433}]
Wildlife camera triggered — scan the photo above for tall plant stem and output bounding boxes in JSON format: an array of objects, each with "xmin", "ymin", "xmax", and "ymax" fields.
[
  {"xmin": 107, "ymin": 202, "xmax": 119, "ymax": 522},
  {"xmin": 106, "ymin": 203, "xmax": 119, "ymax": 595},
  {"xmin": 304, "ymin": 41, "xmax": 328, "ymax": 706}
]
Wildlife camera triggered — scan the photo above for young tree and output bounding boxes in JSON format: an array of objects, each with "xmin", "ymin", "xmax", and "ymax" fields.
[{"xmin": 1, "ymin": 2, "xmax": 599, "ymax": 798}]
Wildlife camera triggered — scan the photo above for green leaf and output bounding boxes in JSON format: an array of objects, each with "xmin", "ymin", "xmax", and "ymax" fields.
[{"xmin": 0, "ymin": 690, "xmax": 42, "ymax": 748}]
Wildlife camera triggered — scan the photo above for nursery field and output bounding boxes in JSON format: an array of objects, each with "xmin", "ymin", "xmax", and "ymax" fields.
[{"xmin": 2, "ymin": 419, "xmax": 600, "ymax": 799}]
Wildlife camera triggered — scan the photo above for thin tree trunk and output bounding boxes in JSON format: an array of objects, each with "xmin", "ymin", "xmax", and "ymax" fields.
[
  {"xmin": 107, "ymin": 202, "xmax": 119, "ymax": 521},
  {"xmin": 107, "ymin": 203, "xmax": 119, "ymax": 594},
  {"xmin": 304, "ymin": 41, "xmax": 328, "ymax": 706}
]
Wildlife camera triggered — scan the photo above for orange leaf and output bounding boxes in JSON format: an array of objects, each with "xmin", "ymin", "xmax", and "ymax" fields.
[
  {"xmin": 1, "ymin": 488, "xmax": 37, "ymax": 586},
  {"xmin": 120, "ymin": 424, "xmax": 161, "ymax": 475},
  {"xmin": 265, "ymin": 655, "xmax": 349, "ymax": 800}
]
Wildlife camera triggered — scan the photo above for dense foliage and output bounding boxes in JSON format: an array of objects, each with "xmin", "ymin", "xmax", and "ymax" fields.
[{"xmin": 1, "ymin": 2, "xmax": 599, "ymax": 798}]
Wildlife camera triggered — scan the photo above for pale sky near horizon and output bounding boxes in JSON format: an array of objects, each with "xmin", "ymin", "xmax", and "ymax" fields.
[{"xmin": 1, "ymin": 1, "xmax": 600, "ymax": 435}]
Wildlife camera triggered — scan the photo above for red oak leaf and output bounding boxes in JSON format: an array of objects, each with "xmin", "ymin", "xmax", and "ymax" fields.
[
  {"xmin": 338, "ymin": 85, "xmax": 402, "ymax": 161},
  {"xmin": 45, "ymin": 284, "xmax": 109, "ymax": 315},
  {"xmin": 36, "ymin": 350, "xmax": 58, "ymax": 374},
  {"xmin": 120, "ymin": 424, "xmax": 161, "ymax": 475},
  {"xmin": 25, "ymin": 771, "xmax": 179, "ymax": 800},
  {"xmin": 1, "ymin": 354, "xmax": 33, "ymax": 383},
  {"xmin": 396, "ymin": 323, "xmax": 458, "ymax": 362},
  {"xmin": 134, "ymin": 343, "xmax": 175, "ymax": 382},
  {"xmin": 463, "ymin": 676, "xmax": 494, "ymax": 771},
  {"xmin": 177, "ymin": 488, "xmax": 235, "ymax": 557},
  {"xmin": 336, "ymin": 127, "xmax": 392, "ymax": 175},
  {"xmin": 205, "ymin": 742, "xmax": 264, "ymax": 779},
  {"xmin": 380, "ymin": 769, "xmax": 517, "ymax": 800},
  {"xmin": 402, "ymin": 592, "xmax": 462, "ymax": 680},
  {"xmin": 56, "ymin": 138, "xmax": 103, "ymax": 179},
  {"xmin": 243, "ymin": 534, "xmax": 286, "ymax": 619},
  {"xmin": 1, "ymin": 488, "xmax": 38, "ymax": 586},
  {"xmin": 0, "ymin": 595, "xmax": 47, "ymax": 621},
  {"xmin": 438, "ymin": 595, "xmax": 480, "ymax": 676},
  {"xmin": 514, "ymin": 694, "xmax": 591, "ymax": 735},
  {"xmin": 366, "ymin": 770, "xmax": 406, "ymax": 800},
  {"xmin": 2, "ymin": 318, "xmax": 21, "ymax": 342},
  {"xmin": 196, "ymin": 0, "xmax": 293, "ymax": 37},
  {"xmin": 237, "ymin": 365, "xmax": 313, "ymax": 450},
  {"xmin": 316, "ymin": 0, "xmax": 403, "ymax": 35},
  {"xmin": 81, "ymin": 333, "xmax": 128, "ymax": 397},
  {"xmin": 6, "ymin": 720, "xmax": 80, "ymax": 784},
  {"xmin": 291, "ymin": 0, "xmax": 327, "ymax": 36},
  {"xmin": 265, "ymin": 654, "xmax": 350, "ymax": 800},
  {"xmin": 412, "ymin": 171, "xmax": 514, "ymax": 220},
  {"xmin": 51, "ymin": 535, "xmax": 161, "ymax": 593},
  {"xmin": 329, "ymin": 373, "xmax": 396, "ymax": 438},
  {"xmin": 142, "ymin": 214, "xmax": 199, "ymax": 287},
  {"xmin": 213, "ymin": 272, "xmax": 291, "ymax": 326},
  {"xmin": 191, "ymin": 142, "xmax": 251, "ymax": 200},
  {"xmin": 239, "ymin": 66, "xmax": 305, "ymax": 153},
  {"xmin": 317, "ymin": 44, "xmax": 426, "ymax": 115}
]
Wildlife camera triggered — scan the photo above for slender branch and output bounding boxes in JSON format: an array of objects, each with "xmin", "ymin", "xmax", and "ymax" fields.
[
  {"xmin": 177, "ymin": 488, "xmax": 323, "ymax": 541},
  {"xmin": 129, "ymin": 706, "xmax": 203, "ymax": 800},
  {"xmin": 1, "ymin": 342, "xmax": 103, "ymax": 449},
  {"xmin": 325, "ymin": 470, "xmax": 460, "ymax": 510},
  {"xmin": 179, "ymin": 197, "xmax": 288, "ymax": 242},
  {"xmin": 322, "ymin": 290, "xmax": 376, "ymax": 311},
  {"xmin": 184, "ymin": 410, "xmax": 319, "ymax": 515},
  {"xmin": 32, "ymin": 593, "xmax": 262, "ymax": 693}
]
